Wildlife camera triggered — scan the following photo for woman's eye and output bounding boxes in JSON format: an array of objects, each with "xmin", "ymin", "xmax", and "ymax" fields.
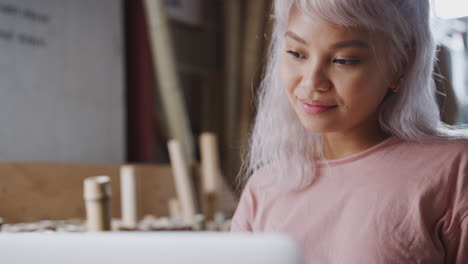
[
  {"xmin": 286, "ymin": 50, "xmax": 306, "ymax": 59},
  {"xmin": 332, "ymin": 58, "xmax": 361, "ymax": 65}
]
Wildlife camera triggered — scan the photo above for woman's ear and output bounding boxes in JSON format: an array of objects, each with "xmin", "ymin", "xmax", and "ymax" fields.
[
  {"xmin": 404, "ymin": 43, "xmax": 416, "ymax": 70},
  {"xmin": 389, "ymin": 44, "xmax": 415, "ymax": 93}
]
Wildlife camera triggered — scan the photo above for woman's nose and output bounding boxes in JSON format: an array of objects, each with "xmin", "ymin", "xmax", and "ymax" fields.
[{"xmin": 300, "ymin": 63, "xmax": 330, "ymax": 92}]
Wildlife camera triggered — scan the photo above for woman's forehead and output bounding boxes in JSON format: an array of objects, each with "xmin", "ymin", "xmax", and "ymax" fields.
[
  {"xmin": 285, "ymin": 7, "xmax": 389, "ymax": 52},
  {"xmin": 287, "ymin": 10, "xmax": 369, "ymax": 44}
]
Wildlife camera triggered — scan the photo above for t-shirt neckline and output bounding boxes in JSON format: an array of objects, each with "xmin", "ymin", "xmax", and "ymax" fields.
[{"xmin": 316, "ymin": 136, "xmax": 401, "ymax": 167}]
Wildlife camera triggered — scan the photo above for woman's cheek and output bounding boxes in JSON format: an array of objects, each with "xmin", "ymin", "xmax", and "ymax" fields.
[
  {"xmin": 285, "ymin": 64, "xmax": 303, "ymax": 87},
  {"xmin": 280, "ymin": 61, "xmax": 295, "ymax": 92}
]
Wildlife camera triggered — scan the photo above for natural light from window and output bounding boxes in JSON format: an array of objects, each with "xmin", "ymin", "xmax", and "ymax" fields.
[{"xmin": 435, "ymin": 0, "xmax": 468, "ymax": 19}]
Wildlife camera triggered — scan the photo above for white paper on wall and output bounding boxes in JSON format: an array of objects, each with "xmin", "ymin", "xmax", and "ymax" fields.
[{"xmin": 0, "ymin": 0, "xmax": 124, "ymax": 162}]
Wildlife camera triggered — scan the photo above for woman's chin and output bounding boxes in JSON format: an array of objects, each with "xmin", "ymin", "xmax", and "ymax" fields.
[{"xmin": 300, "ymin": 122, "xmax": 339, "ymax": 134}]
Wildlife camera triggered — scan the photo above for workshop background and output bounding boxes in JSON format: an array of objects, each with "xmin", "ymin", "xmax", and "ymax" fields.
[{"xmin": 0, "ymin": 0, "xmax": 466, "ymax": 231}]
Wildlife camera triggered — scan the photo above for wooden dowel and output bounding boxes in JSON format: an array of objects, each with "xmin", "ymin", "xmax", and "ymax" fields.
[
  {"xmin": 167, "ymin": 140, "xmax": 197, "ymax": 224},
  {"xmin": 200, "ymin": 132, "xmax": 219, "ymax": 194},
  {"xmin": 120, "ymin": 165, "xmax": 138, "ymax": 228},
  {"xmin": 83, "ymin": 176, "xmax": 112, "ymax": 231},
  {"xmin": 200, "ymin": 132, "xmax": 221, "ymax": 221}
]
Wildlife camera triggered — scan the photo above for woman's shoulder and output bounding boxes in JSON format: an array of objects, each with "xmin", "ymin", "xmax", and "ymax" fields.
[
  {"xmin": 240, "ymin": 165, "xmax": 290, "ymax": 198},
  {"xmin": 394, "ymin": 137, "xmax": 468, "ymax": 165},
  {"xmin": 442, "ymin": 137, "xmax": 468, "ymax": 153},
  {"xmin": 397, "ymin": 137, "xmax": 468, "ymax": 154},
  {"xmin": 244, "ymin": 165, "xmax": 278, "ymax": 190}
]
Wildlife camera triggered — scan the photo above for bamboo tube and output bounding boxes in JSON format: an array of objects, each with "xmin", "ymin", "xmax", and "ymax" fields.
[
  {"xmin": 168, "ymin": 198, "xmax": 182, "ymax": 220},
  {"xmin": 199, "ymin": 132, "xmax": 220, "ymax": 221},
  {"xmin": 143, "ymin": 0, "xmax": 195, "ymax": 165},
  {"xmin": 200, "ymin": 133, "xmax": 219, "ymax": 194},
  {"xmin": 167, "ymin": 140, "xmax": 197, "ymax": 223},
  {"xmin": 120, "ymin": 165, "xmax": 138, "ymax": 228},
  {"xmin": 83, "ymin": 176, "xmax": 112, "ymax": 231}
]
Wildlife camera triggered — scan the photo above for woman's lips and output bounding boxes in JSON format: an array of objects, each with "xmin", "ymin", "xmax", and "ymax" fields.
[{"xmin": 301, "ymin": 101, "xmax": 337, "ymax": 114}]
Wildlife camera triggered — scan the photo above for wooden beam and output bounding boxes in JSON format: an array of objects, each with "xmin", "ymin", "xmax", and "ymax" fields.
[
  {"xmin": 223, "ymin": 0, "xmax": 242, "ymax": 184},
  {"xmin": 143, "ymin": 0, "xmax": 195, "ymax": 165},
  {"xmin": 234, "ymin": 0, "xmax": 270, "ymax": 186}
]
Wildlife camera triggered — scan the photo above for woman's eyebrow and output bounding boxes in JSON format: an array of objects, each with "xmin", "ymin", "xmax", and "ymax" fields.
[
  {"xmin": 331, "ymin": 40, "xmax": 370, "ymax": 49},
  {"xmin": 285, "ymin": 31, "xmax": 308, "ymax": 45}
]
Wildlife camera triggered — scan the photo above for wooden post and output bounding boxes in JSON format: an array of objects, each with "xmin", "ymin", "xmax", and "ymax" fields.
[
  {"xmin": 238, "ymin": 0, "xmax": 269, "ymax": 144},
  {"xmin": 434, "ymin": 45, "xmax": 459, "ymax": 125},
  {"xmin": 167, "ymin": 140, "xmax": 197, "ymax": 224},
  {"xmin": 83, "ymin": 176, "xmax": 112, "ymax": 231},
  {"xmin": 143, "ymin": 0, "xmax": 195, "ymax": 165},
  {"xmin": 223, "ymin": 0, "xmax": 242, "ymax": 183},
  {"xmin": 224, "ymin": 0, "xmax": 269, "ymax": 187},
  {"xmin": 120, "ymin": 165, "xmax": 138, "ymax": 228}
]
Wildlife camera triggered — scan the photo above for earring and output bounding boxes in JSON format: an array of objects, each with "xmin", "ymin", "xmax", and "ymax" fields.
[{"xmin": 391, "ymin": 76, "xmax": 404, "ymax": 93}]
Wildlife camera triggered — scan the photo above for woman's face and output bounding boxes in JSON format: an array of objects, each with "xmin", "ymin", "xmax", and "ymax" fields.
[{"xmin": 280, "ymin": 8, "xmax": 395, "ymax": 135}]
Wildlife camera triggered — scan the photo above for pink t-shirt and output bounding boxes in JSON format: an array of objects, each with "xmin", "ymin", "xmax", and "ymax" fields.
[{"xmin": 230, "ymin": 137, "xmax": 468, "ymax": 263}]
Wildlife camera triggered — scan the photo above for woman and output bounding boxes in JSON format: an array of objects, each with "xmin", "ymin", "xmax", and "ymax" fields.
[{"xmin": 230, "ymin": 0, "xmax": 468, "ymax": 263}]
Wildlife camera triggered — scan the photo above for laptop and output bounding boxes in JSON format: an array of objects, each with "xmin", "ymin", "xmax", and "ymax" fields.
[{"xmin": 0, "ymin": 232, "xmax": 304, "ymax": 264}]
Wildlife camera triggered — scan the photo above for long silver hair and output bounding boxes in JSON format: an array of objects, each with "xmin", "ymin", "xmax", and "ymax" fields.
[{"xmin": 239, "ymin": 0, "xmax": 468, "ymax": 191}]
